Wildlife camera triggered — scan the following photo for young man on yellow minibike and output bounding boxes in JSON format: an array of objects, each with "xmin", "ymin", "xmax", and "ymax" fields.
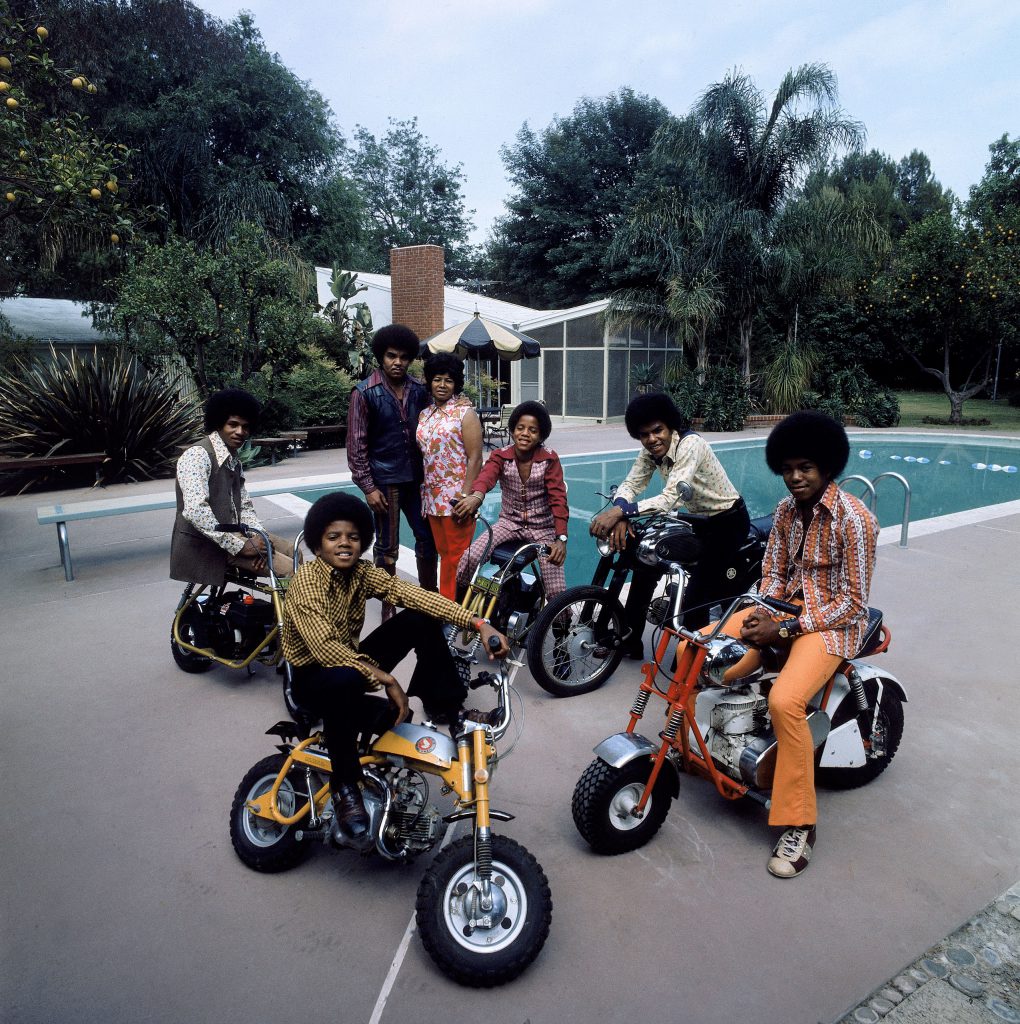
[{"xmin": 281, "ymin": 492, "xmax": 509, "ymax": 840}]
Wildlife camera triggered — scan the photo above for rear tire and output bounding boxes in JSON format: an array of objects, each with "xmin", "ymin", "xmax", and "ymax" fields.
[
  {"xmin": 229, "ymin": 754, "xmax": 314, "ymax": 872},
  {"xmin": 526, "ymin": 586, "xmax": 626, "ymax": 697},
  {"xmin": 572, "ymin": 757, "xmax": 673, "ymax": 855},
  {"xmin": 416, "ymin": 834, "xmax": 552, "ymax": 986},
  {"xmin": 816, "ymin": 678, "xmax": 904, "ymax": 790},
  {"xmin": 171, "ymin": 613, "xmax": 212, "ymax": 673}
]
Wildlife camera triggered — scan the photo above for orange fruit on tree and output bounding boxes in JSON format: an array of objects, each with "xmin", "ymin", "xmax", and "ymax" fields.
[
  {"xmin": 5, "ymin": 192, "xmax": 16, "ymax": 202},
  {"xmin": 36, "ymin": 26, "xmax": 49, "ymax": 40},
  {"xmin": 5, "ymin": 97, "xmax": 18, "ymax": 108},
  {"xmin": 0, "ymin": 57, "xmax": 11, "ymax": 72},
  {"xmin": 90, "ymin": 188, "xmax": 101, "ymax": 199},
  {"xmin": 0, "ymin": 81, "xmax": 9, "ymax": 92},
  {"xmin": 105, "ymin": 180, "xmax": 118, "ymax": 193},
  {"xmin": 110, "ymin": 233, "xmax": 120, "ymax": 243},
  {"xmin": 72, "ymin": 77, "xmax": 84, "ymax": 89}
]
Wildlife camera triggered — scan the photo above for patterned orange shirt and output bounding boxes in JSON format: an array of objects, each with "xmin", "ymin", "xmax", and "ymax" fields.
[{"xmin": 759, "ymin": 482, "xmax": 879, "ymax": 659}]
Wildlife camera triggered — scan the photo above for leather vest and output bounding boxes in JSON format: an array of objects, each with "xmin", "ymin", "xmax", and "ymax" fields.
[
  {"xmin": 355, "ymin": 374, "xmax": 429, "ymax": 485},
  {"xmin": 169, "ymin": 436, "xmax": 244, "ymax": 585}
]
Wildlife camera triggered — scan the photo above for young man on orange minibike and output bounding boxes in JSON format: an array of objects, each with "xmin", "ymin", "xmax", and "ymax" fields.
[
  {"xmin": 713, "ymin": 411, "xmax": 878, "ymax": 878},
  {"xmin": 281, "ymin": 492, "xmax": 510, "ymax": 840}
]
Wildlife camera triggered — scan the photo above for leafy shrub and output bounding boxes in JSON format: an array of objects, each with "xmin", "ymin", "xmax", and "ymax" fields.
[
  {"xmin": 668, "ymin": 365, "xmax": 749, "ymax": 432},
  {"xmin": 283, "ymin": 344, "xmax": 355, "ymax": 426},
  {"xmin": 1008, "ymin": 391, "xmax": 1020, "ymax": 408},
  {"xmin": 0, "ymin": 345, "xmax": 201, "ymax": 490},
  {"xmin": 230, "ymin": 366, "xmax": 299, "ymax": 435},
  {"xmin": 921, "ymin": 415, "xmax": 991, "ymax": 426},
  {"xmin": 805, "ymin": 367, "xmax": 900, "ymax": 427}
]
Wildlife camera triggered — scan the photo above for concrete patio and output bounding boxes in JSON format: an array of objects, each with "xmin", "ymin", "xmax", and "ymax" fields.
[{"xmin": 1, "ymin": 423, "xmax": 1017, "ymax": 1024}]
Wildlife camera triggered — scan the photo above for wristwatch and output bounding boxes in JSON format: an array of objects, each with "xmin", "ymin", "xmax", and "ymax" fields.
[
  {"xmin": 777, "ymin": 618, "xmax": 800, "ymax": 640},
  {"xmin": 556, "ymin": 534, "xmax": 568, "ymax": 543}
]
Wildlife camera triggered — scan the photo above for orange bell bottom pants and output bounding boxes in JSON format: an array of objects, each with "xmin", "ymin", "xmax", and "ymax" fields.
[
  {"xmin": 428, "ymin": 514, "xmax": 476, "ymax": 601},
  {"xmin": 716, "ymin": 608, "xmax": 843, "ymax": 827}
]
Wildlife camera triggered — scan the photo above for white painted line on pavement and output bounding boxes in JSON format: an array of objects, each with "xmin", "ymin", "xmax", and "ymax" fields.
[{"xmin": 368, "ymin": 823, "xmax": 459, "ymax": 1024}]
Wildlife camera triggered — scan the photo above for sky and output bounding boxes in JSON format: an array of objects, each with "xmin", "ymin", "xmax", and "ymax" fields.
[{"xmin": 193, "ymin": 0, "xmax": 1019, "ymax": 244}]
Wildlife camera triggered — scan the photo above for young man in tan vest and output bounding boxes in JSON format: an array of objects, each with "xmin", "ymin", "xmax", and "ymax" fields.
[{"xmin": 170, "ymin": 389, "xmax": 295, "ymax": 585}]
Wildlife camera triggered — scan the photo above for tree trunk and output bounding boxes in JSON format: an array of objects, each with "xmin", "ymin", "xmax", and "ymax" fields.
[{"xmin": 739, "ymin": 317, "xmax": 753, "ymax": 383}]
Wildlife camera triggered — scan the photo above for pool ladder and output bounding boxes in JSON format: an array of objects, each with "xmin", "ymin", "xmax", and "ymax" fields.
[{"xmin": 838, "ymin": 472, "xmax": 912, "ymax": 547}]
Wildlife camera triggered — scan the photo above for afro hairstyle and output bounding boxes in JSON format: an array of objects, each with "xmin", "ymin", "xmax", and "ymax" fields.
[
  {"xmin": 624, "ymin": 392, "xmax": 690, "ymax": 438},
  {"xmin": 422, "ymin": 351, "xmax": 465, "ymax": 393},
  {"xmin": 508, "ymin": 400, "xmax": 552, "ymax": 441},
  {"xmin": 371, "ymin": 323, "xmax": 420, "ymax": 364},
  {"xmin": 303, "ymin": 492, "xmax": 376, "ymax": 554},
  {"xmin": 765, "ymin": 411, "xmax": 850, "ymax": 478},
  {"xmin": 204, "ymin": 388, "xmax": 261, "ymax": 433}
]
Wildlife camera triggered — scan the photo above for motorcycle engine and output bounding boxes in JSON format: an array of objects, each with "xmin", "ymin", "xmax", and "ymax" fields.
[
  {"xmin": 216, "ymin": 591, "xmax": 276, "ymax": 659},
  {"xmin": 704, "ymin": 691, "xmax": 769, "ymax": 779},
  {"xmin": 378, "ymin": 768, "xmax": 446, "ymax": 859}
]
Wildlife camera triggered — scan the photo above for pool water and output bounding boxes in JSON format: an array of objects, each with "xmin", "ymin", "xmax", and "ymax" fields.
[{"xmin": 293, "ymin": 434, "xmax": 1019, "ymax": 586}]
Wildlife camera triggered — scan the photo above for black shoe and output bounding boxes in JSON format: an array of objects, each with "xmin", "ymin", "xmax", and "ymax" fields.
[
  {"xmin": 332, "ymin": 783, "xmax": 369, "ymax": 838},
  {"xmin": 621, "ymin": 638, "xmax": 645, "ymax": 660}
]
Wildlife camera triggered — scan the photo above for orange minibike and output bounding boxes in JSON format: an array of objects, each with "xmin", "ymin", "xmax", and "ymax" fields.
[{"xmin": 571, "ymin": 521, "xmax": 905, "ymax": 855}]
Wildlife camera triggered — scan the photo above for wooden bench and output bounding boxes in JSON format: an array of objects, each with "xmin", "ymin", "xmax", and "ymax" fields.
[
  {"xmin": 252, "ymin": 437, "xmax": 289, "ymax": 466},
  {"xmin": 36, "ymin": 471, "xmax": 353, "ymax": 581},
  {"xmin": 0, "ymin": 451, "xmax": 107, "ymax": 487},
  {"xmin": 304, "ymin": 424, "xmax": 346, "ymax": 450}
]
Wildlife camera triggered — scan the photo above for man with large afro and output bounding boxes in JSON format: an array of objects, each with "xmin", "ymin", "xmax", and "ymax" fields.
[
  {"xmin": 589, "ymin": 392, "xmax": 750, "ymax": 650},
  {"xmin": 711, "ymin": 410, "xmax": 878, "ymax": 878},
  {"xmin": 170, "ymin": 388, "xmax": 295, "ymax": 584},
  {"xmin": 347, "ymin": 324, "xmax": 438, "ymax": 620},
  {"xmin": 281, "ymin": 490, "xmax": 509, "ymax": 837}
]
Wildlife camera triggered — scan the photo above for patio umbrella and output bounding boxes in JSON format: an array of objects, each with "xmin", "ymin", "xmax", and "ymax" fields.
[{"xmin": 420, "ymin": 311, "xmax": 541, "ymax": 361}]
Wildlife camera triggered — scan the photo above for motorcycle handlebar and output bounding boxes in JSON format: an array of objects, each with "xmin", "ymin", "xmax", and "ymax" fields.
[
  {"xmin": 215, "ymin": 523, "xmax": 249, "ymax": 534},
  {"xmin": 761, "ymin": 596, "xmax": 801, "ymax": 616},
  {"xmin": 487, "ymin": 635, "xmax": 502, "ymax": 653}
]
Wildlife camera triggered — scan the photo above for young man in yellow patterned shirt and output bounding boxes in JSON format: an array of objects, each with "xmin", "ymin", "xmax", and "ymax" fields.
[{"xmin": 282, "ymin": 492, "xmax": 509, "ymax": 838}]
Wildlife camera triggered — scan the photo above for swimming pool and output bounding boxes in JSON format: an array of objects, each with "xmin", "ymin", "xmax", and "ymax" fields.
[{"xmin": 289, "ymin": 433, "xmax": 1020, "ymax": 584}]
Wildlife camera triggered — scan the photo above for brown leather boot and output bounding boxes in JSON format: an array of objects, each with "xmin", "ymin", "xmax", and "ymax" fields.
[{"xmin": 331, "ymin": 783, "xmax": 369, "ymax": 838}]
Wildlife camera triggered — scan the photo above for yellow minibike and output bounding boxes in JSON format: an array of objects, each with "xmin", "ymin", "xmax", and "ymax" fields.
[
  {"xmin": 229, "ymin": 634, "xmax": 553, "ymax": 987},
  {"xmin": 170, "ymin": 526, "xmax": 303, "ymax": 712}
]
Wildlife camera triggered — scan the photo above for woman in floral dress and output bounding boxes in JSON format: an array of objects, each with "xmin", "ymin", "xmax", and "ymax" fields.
[{"xmin": 416, "ymin": 353, "xmax": 484, "ymax": 600}]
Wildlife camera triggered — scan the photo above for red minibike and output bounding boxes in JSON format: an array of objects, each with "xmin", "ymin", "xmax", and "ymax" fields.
[{"xmin": 571, "ymin": 521, "xmax": 906, "ymax": 854}]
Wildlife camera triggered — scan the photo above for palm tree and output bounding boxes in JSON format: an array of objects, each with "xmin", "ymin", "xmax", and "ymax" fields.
[{"xmin": 615, "ymin": 64, "xmax": 866, "ymax": 382}]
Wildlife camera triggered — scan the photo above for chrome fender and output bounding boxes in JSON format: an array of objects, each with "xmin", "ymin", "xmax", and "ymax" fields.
[
  {"xmin": 593, "ymin": 731, "xmax": 657, "ymax": 768},
  {"xmin": 815, "ymin": 666, "xmax": 907, "ymax": 769}
]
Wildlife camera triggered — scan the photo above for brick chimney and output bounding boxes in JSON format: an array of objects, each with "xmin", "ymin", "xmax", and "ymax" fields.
[{"xmin": 389, "ymin": 244, "xmax": 445, "ymax": 343}]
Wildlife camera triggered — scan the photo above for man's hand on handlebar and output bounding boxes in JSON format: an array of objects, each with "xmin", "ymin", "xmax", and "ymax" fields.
[
  {"xmin": 547, "ymin": 539, "xmax": 566, "ymax": 565},
  {"xmin": 478, "ymin": 622, "xmax": 511, "ymax": 660},
  {"xmin": 452, "ymin": 491, "xmax": 482, "ymax": 523},
  {"xmin": 590, "ymin": 505, "xmax": 625, "ymax": 539},
  {"xmin": 239, "ymin": 534, "xmax": 268, "ymax": 568},
  {"xmin": 739, "ymin": 612, "xmax": 784, "ymax": 648}
]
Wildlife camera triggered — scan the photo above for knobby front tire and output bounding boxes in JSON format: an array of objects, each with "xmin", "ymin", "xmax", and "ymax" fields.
[{"xmin": 415, "ymin": 834, "xmax": 552, "ymax": 986}]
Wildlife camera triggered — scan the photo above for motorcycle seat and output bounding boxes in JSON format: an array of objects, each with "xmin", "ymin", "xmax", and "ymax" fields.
[
  {"xmin": 853, "ymin": 608, "xmax": 885, "ymax": 658},
  {"xmin": 757, "ymin": 607, "xmax": 885, "ymax": 672},
  {"xmin": 489, "ymin": 541, "xmax": 541, "ymax": 569},
  {"xmin": 748, "ymin": 516, "xmax": 773, "ymax": 544}
]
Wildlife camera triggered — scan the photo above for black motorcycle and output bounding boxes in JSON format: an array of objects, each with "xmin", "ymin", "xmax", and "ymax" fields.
[{"xmin": 524, "ymin": 492, "xmax": 773, "ymax": 697}]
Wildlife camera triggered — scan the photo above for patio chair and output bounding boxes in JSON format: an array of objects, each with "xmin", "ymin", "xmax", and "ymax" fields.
[{"xmin": 484, "ymin": 404, "xmax": 514, "ymax": 449}]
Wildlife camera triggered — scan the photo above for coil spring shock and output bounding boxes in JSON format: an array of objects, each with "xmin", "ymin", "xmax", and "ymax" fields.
[
  {"xmin": 475, "ymin": 827, "xmax": 493, "ymax": 881},
  {"xmin": 848, "ymin": 666, "xmax": 869, "ymax": 712},
  {"xmin": 629, "ymin": 687, "xmax": 651, "ymax": 719},
  {"xmin": 663, "ymin": 705, "xmax": 685, "ymax": 742}
]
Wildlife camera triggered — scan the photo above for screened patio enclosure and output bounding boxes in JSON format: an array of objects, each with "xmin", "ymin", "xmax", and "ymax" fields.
[{"xmin": 513, "ymin": 301, "xmax": 679, "ymax": 421}]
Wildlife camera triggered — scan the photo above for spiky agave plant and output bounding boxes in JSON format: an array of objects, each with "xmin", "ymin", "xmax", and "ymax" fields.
[{"xmin": 0, "ymin": 345, "xmax": 202, "ymax": 489}]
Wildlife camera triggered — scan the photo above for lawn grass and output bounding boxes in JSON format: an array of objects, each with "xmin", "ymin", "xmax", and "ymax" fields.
[{"xmin": 894, "ymin": 391, "xmax": 1020, "ymax": 434}]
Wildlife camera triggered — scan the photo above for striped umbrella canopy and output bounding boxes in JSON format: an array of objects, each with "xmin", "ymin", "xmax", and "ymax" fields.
[{"xmin": 420, "ymin": 312, "xmax": 541, "ymax": 361}]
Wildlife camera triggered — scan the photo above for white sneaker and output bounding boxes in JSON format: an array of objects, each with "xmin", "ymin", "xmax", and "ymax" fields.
[{"xmin": 767, "ymin": 826, "xmax": 816, "ymax": 878}]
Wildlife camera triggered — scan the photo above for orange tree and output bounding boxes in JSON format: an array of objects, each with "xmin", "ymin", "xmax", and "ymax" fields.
[{"xmin": 0, "ymin": 5, "xmax": 134, "ymax": 295}]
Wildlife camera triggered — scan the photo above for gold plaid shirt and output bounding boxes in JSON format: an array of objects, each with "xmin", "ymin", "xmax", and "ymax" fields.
[{"xmin": 282, "ymin": 556, "xmax": 477, "ymax": 681}]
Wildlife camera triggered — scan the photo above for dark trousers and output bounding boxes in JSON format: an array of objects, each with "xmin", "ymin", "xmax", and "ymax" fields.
[
  {"xmin": 624, "ymin": 498, "xmax": 752, "ymax": 641},
  {"xmin": 291, "ymin": 610, "xmax": 465, "ymax": 790},
  {"xmin": 372, "ymin": 481, "xmax": 438, "ymax": 591}
]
